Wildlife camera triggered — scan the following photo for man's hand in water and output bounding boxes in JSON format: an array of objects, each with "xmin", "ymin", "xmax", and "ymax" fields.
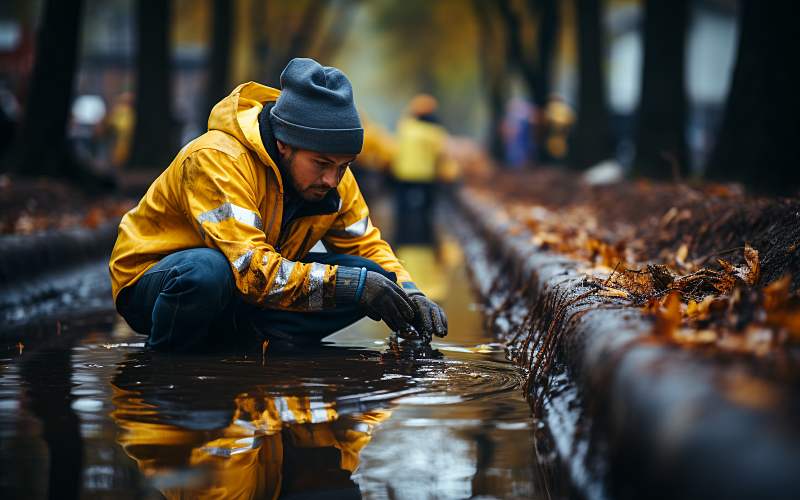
[
  {"xmin": 408, "ymin": 293, "xmax": 448, "ymax": 339},
  {"xmin": 358, "ymin": 271, "xmax": 416, "ymax": 331}
]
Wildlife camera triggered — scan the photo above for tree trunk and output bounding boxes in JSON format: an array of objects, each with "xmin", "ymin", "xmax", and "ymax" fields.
[
  {"xmin": 632, "ymin": 0, "xmax": 688, "ymax": 180},
  {"xmin": 17, "ymin": 0, "xmax": 84, "ymax": 177},
  {"xmin": 569, "ymin": 0, "xmax": 613, "ymax": 169},
  {"xmin": 206, "ymin": 0, "xmax": 233, "ymax": 118},
  {"xmin": 128, "ymin": 0, "xmax": 176, "ymax": 169},
  {"xmin": 705, "ymin": 1, "xmax": 799, "ymax": 195},
  {"xmin": 496, "ymin": 0, "xmax": 539, "ymax": 99},
  {"xmin": 473, "ymin": 0, "xmax": 508, "ymax": 162},
  {"xmin": 264, "ymin": 1, "xmax": 330, "ymax": 87},
  {"xmin": 530, "ymin": 0, "xmax": 558, "ymax": 109}
]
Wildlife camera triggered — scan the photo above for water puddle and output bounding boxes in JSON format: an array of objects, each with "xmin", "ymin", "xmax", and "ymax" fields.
[{"xmin": 0, "ymin": 205, "xmax": 572, "ymax": 499}]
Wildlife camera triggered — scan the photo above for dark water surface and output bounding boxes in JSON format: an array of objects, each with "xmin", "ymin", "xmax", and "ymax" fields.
[{"xmin": 1, "ymin": 224, "xmax": 568, "ymax": 499}]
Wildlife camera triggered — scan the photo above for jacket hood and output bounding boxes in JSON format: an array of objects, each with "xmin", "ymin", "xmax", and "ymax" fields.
[{"xmin": 208, "ymin": 82, "xmax": 283, "ymax": 188}]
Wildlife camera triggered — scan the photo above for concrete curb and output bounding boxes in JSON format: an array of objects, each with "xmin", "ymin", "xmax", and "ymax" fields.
[
  {"xmin": 0, "ymin": 221, "xmax": 118, "ymax": 285},
  {"xmin": 457, "ymin": 189, "xmax": 800, "ymax": 500},
  {"xmin": 0, "ymin": 221, "xmax": 119, "ymax": 334}
]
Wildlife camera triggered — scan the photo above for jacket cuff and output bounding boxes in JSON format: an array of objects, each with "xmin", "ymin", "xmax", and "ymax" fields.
[{"xmin": 335, "ymin": 266, "xmax": 367, "ymax": 305}]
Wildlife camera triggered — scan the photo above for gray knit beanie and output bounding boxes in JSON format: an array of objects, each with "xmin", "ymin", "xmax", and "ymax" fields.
[{"xmin": 269, "ymin": 58, "xmax": 363, "ymax": 155}]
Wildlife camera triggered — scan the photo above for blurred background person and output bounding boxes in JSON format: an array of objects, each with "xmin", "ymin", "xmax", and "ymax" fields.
[
  {"xmin": 390, "ymin": 94, "xmax": 448, "ymax": 245},
  {"xmin": 544, "ymin": 94, "xmax": 574, "ymax": 164},
  {"xmin": 105, "ymin": 91, "xmax": 135, "ymax": 171},
  {"xmin": 501, "ymin": 97, "xmax": 536, "ymax": 169}
]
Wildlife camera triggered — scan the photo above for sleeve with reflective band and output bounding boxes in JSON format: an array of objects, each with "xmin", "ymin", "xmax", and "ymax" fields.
[
  {"xmin": 180, "ymin": 149, "xmax": 337, "ymax": 310},
  {"xmin": 323, "ymin": 171, "xmax": 413, "ymax": 284}
]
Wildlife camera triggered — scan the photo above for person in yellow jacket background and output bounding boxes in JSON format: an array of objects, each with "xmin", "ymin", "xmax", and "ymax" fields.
[
  {"xmin": 109, "ymin": 58, "xmax": 447, "ymax": 351},
  {"xmin": 390, "ymin": 94, "xmax": 448, "ymax": 246}
]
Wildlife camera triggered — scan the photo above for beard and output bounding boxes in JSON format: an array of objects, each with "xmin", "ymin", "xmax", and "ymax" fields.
[{"xmin": 281, "ymin": 148, "xmax": 330, "ymax": 201}]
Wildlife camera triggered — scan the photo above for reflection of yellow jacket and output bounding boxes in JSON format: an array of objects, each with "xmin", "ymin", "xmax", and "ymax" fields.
[
  {"xmin": 391, "ymin": 117, "xmax": 447, "ymax": 183},
  {"xmin": 112, "ymin": 386, "xmax": 390, "ymax": 500},
  {"xmin": 109, "ymin": 82, "xmax": 411, "ymax": 310}
]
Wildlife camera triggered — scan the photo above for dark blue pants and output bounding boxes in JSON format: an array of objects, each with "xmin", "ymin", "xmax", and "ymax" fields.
[{"xmin": 116, "ymin": 248, "xmax": 393, "ymax": 352}]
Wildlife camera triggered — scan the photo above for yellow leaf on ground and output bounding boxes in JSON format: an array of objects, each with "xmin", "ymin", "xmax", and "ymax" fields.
[
  {"xmin": 598, "ymin": 287, "xmax": 629, "ymax": 298},
  {"xmin": 675, "ymin": 243, "xmax": 689, "ymax": 266}
]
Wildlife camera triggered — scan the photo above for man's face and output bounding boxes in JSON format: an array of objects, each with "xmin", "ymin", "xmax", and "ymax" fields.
[{"xmin": 277, "ymin": 141, "xmax": 356, "ymax": 202}]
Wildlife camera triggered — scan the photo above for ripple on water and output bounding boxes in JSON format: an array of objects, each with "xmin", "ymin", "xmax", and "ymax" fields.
[
  {"xmin": 405, "ymin": 358, "xmax": 525, "ymax": 402},
  {"xmin": 102, "ymin": 344, "xmax": 526, "ymax": 428}
]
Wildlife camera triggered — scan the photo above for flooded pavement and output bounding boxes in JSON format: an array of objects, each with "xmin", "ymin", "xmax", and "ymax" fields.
[{"xmin": 0, "ymin": 205, "xmax": 572, "ymax": 499}]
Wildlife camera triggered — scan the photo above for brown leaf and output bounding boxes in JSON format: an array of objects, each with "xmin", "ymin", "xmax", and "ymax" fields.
[
  {"xmin": 652, "ymin": 291, "xmax": 682, "ymax": 338},
  {"xmin": 764, "ymin": 275, "xmax": 791, "ymax": 311},
  {"xmin": 608, "ymin": 267, "xmax": 655, "ymax": 296},
  {"xmin": 648, "ymin": 264, "xmax": 676, "ymax": 292},
  {"xmin": 742, "ymin": 243, "xmax": 760, "ymax": 286}
]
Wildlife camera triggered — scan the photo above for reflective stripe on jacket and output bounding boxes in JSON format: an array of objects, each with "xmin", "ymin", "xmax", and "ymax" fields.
[{"xmin": 109, "ymin": 82, "xmax": 412, "ymax": 311}]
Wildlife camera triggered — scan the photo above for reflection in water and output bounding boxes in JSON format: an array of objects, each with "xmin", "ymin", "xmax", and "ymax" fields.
[
  {"xmin": 110, "ymin": 348, "xmax": 400, "ymax": 499},
  {"xmin": 107, "ymin": 338, "xmax": 551, "ymax": 499},
  {"xmin": 19, "ymin": 346, "xmax": 84, "ymax": 500}
]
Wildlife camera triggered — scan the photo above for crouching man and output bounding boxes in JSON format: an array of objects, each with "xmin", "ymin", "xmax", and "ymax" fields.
[{"xmin": 109, "ymin": 58, "xmax": 447, "ymax": 352}]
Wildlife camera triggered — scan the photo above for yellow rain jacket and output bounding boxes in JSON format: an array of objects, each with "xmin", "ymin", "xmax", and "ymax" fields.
[
  {"xmin": 109, "ymin": 82, "xmax": 412, "ymax": 311},
  {"xmin": 390, "ymin": 116, "xmax": 447, "ymax": 183}
]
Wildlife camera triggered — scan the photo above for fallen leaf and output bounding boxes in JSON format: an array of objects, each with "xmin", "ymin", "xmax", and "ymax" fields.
[
  {"xmin": 686, "ymin": 295, "xmax": 716, "ymax": 320},
  {"xmin": 652, "ymin": 291, "xmax": 682, "ymax": 338},
  {"xmin": 763, "ymin": 275, "xmax": 791, "ymax": 310},
  {"xmin": 742, "ymin": 243, "xmax": 760, "ymax": 285},
  {"xmin": 598, "ymin": 287, "xmax": 629, "ymax": 298},
  {"xmin": 675, "ymin": 243, "xmax": 689, "ymax": 266},
  {"xmin": 673, "ymin": 328, "xmax": 717, "ymax": 344}
]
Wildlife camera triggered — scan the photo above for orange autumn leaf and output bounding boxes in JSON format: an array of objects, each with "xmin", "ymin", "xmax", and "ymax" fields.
[
  {"xmin": 762, "ymin": 276, "xmax": 800, "ymax": 341},
  {"xmin": 763, "ymin": 275, "xmax": 791, "ymax": 311},
  {"xmin": 686, "ymin": 295, "xmax": 716, "ymax": 321},
  {"xmin": 651, "ymin": 291, "xmax": 682, "ymax": 338}
]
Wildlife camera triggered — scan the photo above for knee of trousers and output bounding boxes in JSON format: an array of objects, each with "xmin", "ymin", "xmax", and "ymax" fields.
[{"xmin": 161, "ymin": 248, "xmax": 236, "ymax": 312}]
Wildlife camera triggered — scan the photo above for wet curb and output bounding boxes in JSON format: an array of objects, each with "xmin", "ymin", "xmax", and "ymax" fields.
[
  {"xmin": 0, "ymin": 221, "xmax": 119, "ymax": 334},
  {"xmin": 0, "ymin": 221, "xmax": 118, "ymax": 285},
  {"xmin": 456, "ymin": 189, "xmax": 800, "ymax": 500}
]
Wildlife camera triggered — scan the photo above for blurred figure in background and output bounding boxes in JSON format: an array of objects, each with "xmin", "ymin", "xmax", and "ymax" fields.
[
  {"xmin": 105, "ymin": 91, "xmax": 135, "ymax": 170},
  {"xmin": 543, "ymin": 94, "xmax": 575, "ymax": 163},
  {"xmin": 390, "ymin": 94, "xmax": 448, "ymax": 245},
  {"xmin": 501, "ymin": 97, "xmax": 536, "ymax": 169}
]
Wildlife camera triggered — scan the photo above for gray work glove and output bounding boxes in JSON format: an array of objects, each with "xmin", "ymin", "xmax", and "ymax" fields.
[
  {"xmin": 409, "ymin": 292, "xmax": 448, "ymax": 339},
  {"xmin": 336, "ymin": 267, "xmax": 415, "ymax": 331}
]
